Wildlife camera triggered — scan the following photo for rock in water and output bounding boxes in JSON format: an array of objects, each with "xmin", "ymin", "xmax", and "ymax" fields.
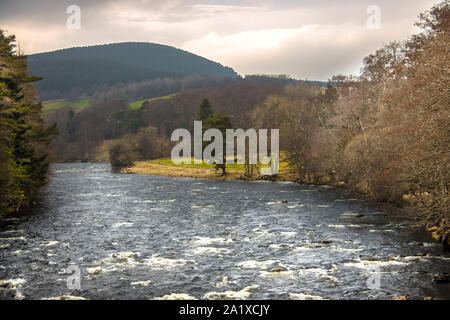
[{"xmin": 432, "ymin": 273, "xmax": 450, "ymax": 283}]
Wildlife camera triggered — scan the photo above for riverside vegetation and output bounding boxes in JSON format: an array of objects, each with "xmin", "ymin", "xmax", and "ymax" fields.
[{"xmin": 0, "ymin": 31, "xmax": 56, "ymax": 217}]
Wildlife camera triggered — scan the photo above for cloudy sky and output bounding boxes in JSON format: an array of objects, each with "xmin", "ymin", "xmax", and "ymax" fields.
[{"xmin": 0, "ymin": 0, "xmax": 438, "ymax": 80}]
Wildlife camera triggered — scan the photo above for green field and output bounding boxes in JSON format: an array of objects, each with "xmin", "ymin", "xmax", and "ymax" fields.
[
  {"xmin": 148, "ymin": 156, "xmax": 293, "ymax": 172},
  {"xmin": 128, "ymin": 93, "xmax": 177, "ymax": 109},
  {"xmin": 149, "ymin": 158, "xmax": 246, "ymax": 171},
  {"xmin": 42, "ymin": 93, "xmax": 178, "ymax": 113},
  {"xmin": 42, "ymin": 99, "xmax": 91, "ymax": 113}
]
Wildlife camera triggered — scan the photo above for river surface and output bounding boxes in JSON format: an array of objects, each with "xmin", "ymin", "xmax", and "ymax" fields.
[{"xmin": 0, "ymin": 163, "xmax": 449, "ymax": 300}]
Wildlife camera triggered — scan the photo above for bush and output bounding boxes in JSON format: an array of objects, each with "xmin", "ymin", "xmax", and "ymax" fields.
[
  {"xmin": 108, "ymin": 126, "xmax": 170, "ymax": 171},
  {"xmin": 108, "ymin": 141, "xmax": 141, "ymax": 171}
]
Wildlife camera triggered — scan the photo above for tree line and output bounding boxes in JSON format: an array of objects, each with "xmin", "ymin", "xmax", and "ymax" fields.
[{"xmin": 45, "ymin": 80, "xmax": 286, "ymax": 162}]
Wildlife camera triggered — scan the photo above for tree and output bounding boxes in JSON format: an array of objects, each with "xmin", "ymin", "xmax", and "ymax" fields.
[
  {"xmin": 0, "ymin": 30, "xmax": 57, "ymax": 215},
  {"xmin": 197, "ymin": 98, "xmax": 213, "ymax": 121},
  {"xmin": 204, "ymin": 114, "xmax": 232, "ymax": 176},
  {"xmin": 250, "ymin": 83, "xmax": 322, "ymax": 181}
]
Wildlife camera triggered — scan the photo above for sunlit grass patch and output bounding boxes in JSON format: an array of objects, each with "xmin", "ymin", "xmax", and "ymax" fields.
[
  {"xmin": 42, "ymin": 99, "xmax": 90, "ymax": 113},
  {"xmin": 148, "ymin": 155, "xmax": 294, "ymax": 174},
  {"xmin": 128, "ymin": 93, "xmax": 177, "ymax": 110}
]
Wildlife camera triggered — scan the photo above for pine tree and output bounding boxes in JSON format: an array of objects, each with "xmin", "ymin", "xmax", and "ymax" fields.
[
  {"xmin": 204, "ymin": 114, "xmax": 232, "ymax": 176},
  {"xmin": 197, "ymin": 98, "xmax": 213, "ymax": 121},
  {"xmin": 0, "ymin": 30, "xmax": 57, "ymax": 216}
]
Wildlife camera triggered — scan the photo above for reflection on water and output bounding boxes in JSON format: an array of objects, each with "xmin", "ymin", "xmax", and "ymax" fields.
[{"xmin": 0, "ymin": 163, "xmax": 449, "ymax": 300}]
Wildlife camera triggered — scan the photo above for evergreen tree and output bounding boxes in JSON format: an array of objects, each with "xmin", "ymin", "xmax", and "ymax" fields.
[
  {"xmin": 0, "ymin": 30, "xmax": 57, "ymax": 216},
  {"xmin": 204, "ymin": 114, "xmax": 232, "ymax": 133},
  {"xmin": 196, "ymin": 98, "xmax": 232, "ymax": 176},
  {"xmin": 197, "ymin": 98, "xmax": 213, "ymax": 121},
  {"xmin": 204, "ymin": 114, "xmax": 232, "ymax": 176}
]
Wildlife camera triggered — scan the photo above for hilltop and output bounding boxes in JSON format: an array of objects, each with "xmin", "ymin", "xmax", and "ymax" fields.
[{"xmin": 27, "ymin": 42, "xmax": 238, "ymax": 100}]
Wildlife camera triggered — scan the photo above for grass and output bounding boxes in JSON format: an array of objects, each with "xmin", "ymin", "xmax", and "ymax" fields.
[
  {"xmin": 42, "ymin": 99, "xmax": 90, "ymax": 113},
  {"xmin": 148, "ymin": 155, "xmax": 295, "ymax": 174},
  {"xmin": 127, "ymin": 155, "xmax": 298, "ymax": 181},
  {"xmin": 42, "ymin": 93, "xmax": 178, "ymax": 113},
  {"xmin": 149, "ymin": 158, "xmax": 246, "ymax": 171},
  {"xmin": 128, "ymin": 99, "xmax": 149, "ymax": 110},
  {"xmin": 71, "ymin": 99, "xmax": 91, "ymax": 109},
  {"xmin": 128, "ymin": 93, "xmax": 177, "ymax": 110}
]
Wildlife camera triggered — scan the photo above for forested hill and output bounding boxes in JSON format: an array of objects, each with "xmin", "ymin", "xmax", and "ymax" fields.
[{"xmin": 27, "ymin": 42, "xmax": 238, "ymax": 100}]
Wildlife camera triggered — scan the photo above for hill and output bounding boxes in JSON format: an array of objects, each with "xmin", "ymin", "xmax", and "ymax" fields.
[{"xmin": 27, "ymin": 42, "xmax": 238, "ymax": 100}]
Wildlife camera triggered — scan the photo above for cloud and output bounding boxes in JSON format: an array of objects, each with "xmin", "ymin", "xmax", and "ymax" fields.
[{"xmin": 0, "ymin": 0, "xmax": 438, "ymax": 80}]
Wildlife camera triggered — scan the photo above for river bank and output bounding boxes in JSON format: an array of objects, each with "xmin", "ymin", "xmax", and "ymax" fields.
[{"xmin": 123, "ymin": 159, "xmax": 306, "ymax": 183}]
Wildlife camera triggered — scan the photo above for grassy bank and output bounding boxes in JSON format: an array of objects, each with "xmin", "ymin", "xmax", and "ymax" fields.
[{"xmin": 123, "ymin": 157, "xmax": 299, "ymax": 181}]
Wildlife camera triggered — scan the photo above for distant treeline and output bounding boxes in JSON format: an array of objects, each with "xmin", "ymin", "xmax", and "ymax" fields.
[
  {"xmin": 44, "ymin": 74, "xmax": 320, "ymax": 162},
  {"xmin": 44, "ymin": 80, "xmax": 286, "ymax": 162},
  {"xmin": 90, "ymin": 73, "xmax": 318, "ymax": 104},
  {"xmin": 0, "ymin": 31, "xmax": 55, "ymax": 216},
  {"xmin": 90, "ymin": 75, "xmax": 237, "ymax": 104}
]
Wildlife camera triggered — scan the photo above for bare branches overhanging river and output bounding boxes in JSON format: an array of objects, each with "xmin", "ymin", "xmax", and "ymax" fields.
[{"xmin": 0, "ymin": 163, "xmax": 449, "ymax": 300}]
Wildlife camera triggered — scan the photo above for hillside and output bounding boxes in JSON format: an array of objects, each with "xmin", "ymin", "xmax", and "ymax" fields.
[{"xmin": 28, "ymin": 42, "xmax": 238, "ymax": 100}]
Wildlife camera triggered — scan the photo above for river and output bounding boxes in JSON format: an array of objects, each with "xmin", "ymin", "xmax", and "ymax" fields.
[{"xmin": 0, "ymin": 163, "xmax": 449, "ymax": 300}]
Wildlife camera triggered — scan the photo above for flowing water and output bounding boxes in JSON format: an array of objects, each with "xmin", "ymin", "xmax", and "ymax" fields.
[{"xmin": 0, "ymin": 163, "xmax": 449, "ymax": 300}]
